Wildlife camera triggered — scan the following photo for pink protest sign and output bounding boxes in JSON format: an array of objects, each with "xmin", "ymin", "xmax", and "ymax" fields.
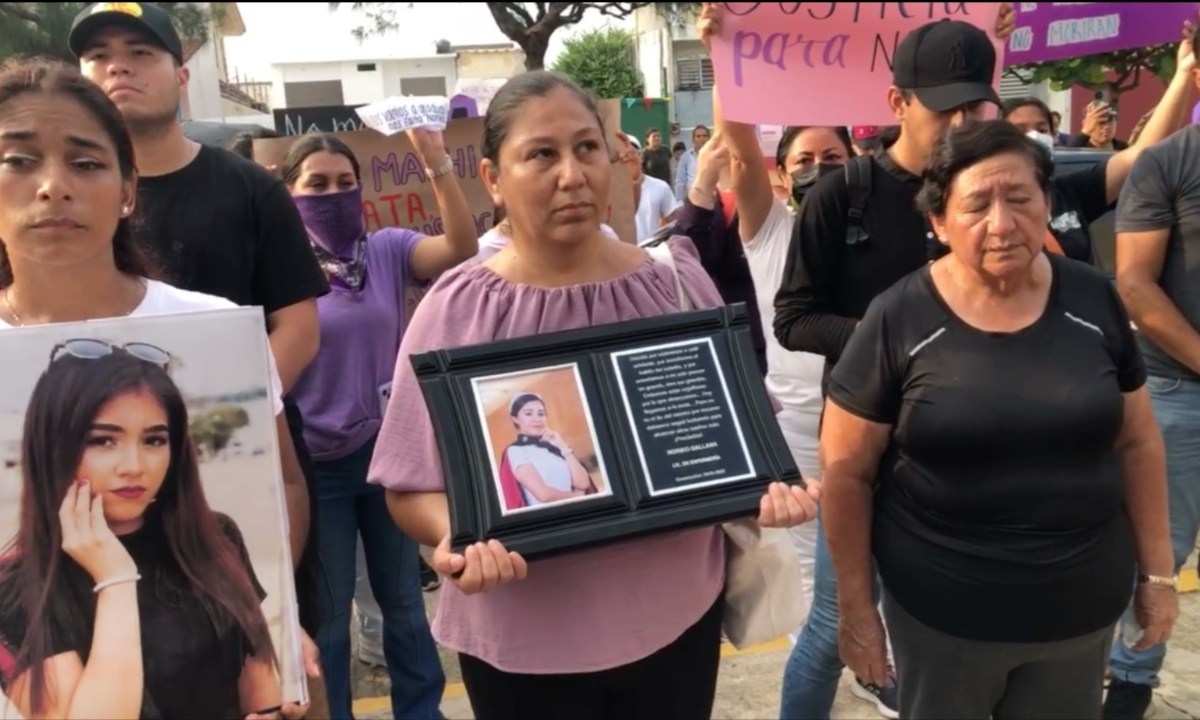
[{"xmin": 710, "ymin": 2, "xmax": 1002, "ymax": 126}]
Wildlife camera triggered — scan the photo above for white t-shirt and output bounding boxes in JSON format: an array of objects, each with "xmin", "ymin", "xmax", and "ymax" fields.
[
  {"xmin": 635, "ymin": 176, "xmax": 680, "ymax": 242},
  {"xmin": 744, "ymin": 199, "xmax": 826, "ymax": 419},
  {"xmin": 505, "ymin": 443, "xmax": 572, "ymax": 508},
  {"xmin": 0, "ymin": 279, "xmax": 284, "ymax": 415}
]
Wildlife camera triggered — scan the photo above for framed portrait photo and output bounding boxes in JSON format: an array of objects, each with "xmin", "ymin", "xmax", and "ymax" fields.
[{"xmin": 411, "ymin": 304, "xmax": 801, "ymax": 560}]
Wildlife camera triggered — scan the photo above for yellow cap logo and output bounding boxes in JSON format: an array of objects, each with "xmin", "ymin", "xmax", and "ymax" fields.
[{"xmin": 93, "ymin": 3, "xmax": 143, "ymax": 17}]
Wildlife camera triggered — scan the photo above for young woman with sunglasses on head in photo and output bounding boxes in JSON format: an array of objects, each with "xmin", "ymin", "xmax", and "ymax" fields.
[
  {"xmin": 0, "ymin": 57, "xmax": 316, "ymax": 718},
  {"xmin": 0, "ymin": 343, "xmax": 284, "ymax": 719},
  {"xmin": 278, "ymin": 127, "xmax": 477, "ymax": 719}
]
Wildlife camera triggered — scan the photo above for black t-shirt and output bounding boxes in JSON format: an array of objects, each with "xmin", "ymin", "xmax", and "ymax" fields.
[
  {"xmin": 774, "ymin": 151, "xmax": 927, "ymax": 376},
  {"xmin": 133, "ymin": 145, "xmax": 326, "ymax": 633},
  {"xmin": 0, "ymin": 513, "xmax": 268, "ymax": 719},
  {"xmin": 133, "ymin": 145, "xmax": 328, "ymax": 311},
  {"xmin": 829, "ymin": 254, "xmax": 1145, "ymax": 642},
  {"xmin": 642, "ymin": 146, "xmax": 673, "ymax": 185},
  {"xmin": 1049, "ymin": 158, "xmax": 1113, "ymax": 263}
]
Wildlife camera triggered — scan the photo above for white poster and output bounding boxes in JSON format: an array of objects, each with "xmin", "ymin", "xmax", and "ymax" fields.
[{"xmin": 0, "ymin": 309, "xmax": 304, "ymax": 718}]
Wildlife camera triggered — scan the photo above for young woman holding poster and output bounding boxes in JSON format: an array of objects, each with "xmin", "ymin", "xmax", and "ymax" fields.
[
  {"xmin": 0, "ymin": 58, "xmax": 318, "ymax": 718},
  {"xmin": 279, "ymin": 131, "xmax": 475, "ymax": 720},
  {"xmin": 0, "ymin": 347, "xmax": 283, "ymax": 719},
  {"xmin": 368, "ymin": 70, "xmax": 821, "ymax": 719}
]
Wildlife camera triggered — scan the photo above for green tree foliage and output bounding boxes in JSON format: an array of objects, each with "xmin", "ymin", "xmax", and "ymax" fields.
[
  {"xmin": 1012, "ymin": 44, "xmax": 1177, "ymax": 111},
  {"xmin": 552, "ymin": 28, "xmax": 642, "ymax": 98},
  {"xmin": 0, "ymin": 3, "xmax": 214, "ymax": 64},
  {"xmin": 332, "ymin": 2, "xmax": 700, "ymax": 72},
  {"xmin": 189, "ymin": 404, "xmax": 250, "ymax": 457}
]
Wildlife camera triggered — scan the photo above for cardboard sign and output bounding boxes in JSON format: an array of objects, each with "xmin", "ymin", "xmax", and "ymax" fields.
[
  {"xmin": 710, "ymin": 2, "xmax": 1002, "ymax": 126},
  {"xmin": 356, "ymin": 96, "xmax": 451, "ymax": 135},
  {"xmin": 253, "ymin": 115, "xmax": 636, "ymax": 245},
  {"xmin": 1006, "ymin": 3, "xmax": 1197, "ymax": 64}
]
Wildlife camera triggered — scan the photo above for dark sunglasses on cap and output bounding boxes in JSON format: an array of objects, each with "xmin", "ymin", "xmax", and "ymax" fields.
[{"xmin": 49, "ymin": 338, "xmax": 171, "ymax": 369}]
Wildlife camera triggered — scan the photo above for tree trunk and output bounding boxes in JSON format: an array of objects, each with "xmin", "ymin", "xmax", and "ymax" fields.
[{"xmin": 523, "ymin": 30, "xmax": 551, "ymax": 71}]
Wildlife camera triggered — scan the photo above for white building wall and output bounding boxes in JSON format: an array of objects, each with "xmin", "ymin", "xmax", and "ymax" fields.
[{"xmin": 271, "ymin": 57, "xmax": 459, "ymax": 108}]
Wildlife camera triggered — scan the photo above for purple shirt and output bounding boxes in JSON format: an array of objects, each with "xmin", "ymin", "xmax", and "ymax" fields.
[
  {"xmin": 292, "ymin": 228, "xmax": 423, "ymax": 461},
  {"xmin": 368, "ymin": 237, "xmax": 727, "ymax": 673}
]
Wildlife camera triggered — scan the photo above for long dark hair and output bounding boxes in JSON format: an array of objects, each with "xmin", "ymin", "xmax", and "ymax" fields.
[
  {"xmin": 279, "ymin": 133, "xmax": 362, "ymax": 187},
  {"xmin": 0, "ymin": 349, "xmax": 275, "ymax": 714},
  {"xmin": 0, "ymin": 57, "xmax": 153, "ymax": 288}
]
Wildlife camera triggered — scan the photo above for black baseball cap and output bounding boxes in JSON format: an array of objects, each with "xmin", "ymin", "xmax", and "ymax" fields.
[
  {"xmin": 69, "ymin": 3, "xmax": 184, "ymax": 65},
  {"xmin": 892, "ymin": 20, "xmax": 1000, "ymax": 113}
]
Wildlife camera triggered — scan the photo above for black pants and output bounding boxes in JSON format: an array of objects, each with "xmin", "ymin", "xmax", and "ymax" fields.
[
  {"xmin": 884, "ymin": 590, "xmax": 1114, "ymax": 719},
  {"xmin": 459, "ymin": 597, "xmax": 724, "ymax": 720}
]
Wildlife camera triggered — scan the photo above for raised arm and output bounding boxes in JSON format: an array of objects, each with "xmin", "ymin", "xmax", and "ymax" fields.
[
  {"xmin": 406, "ymin": 127, "xmax": 478, "ymax": 281},
  {"xmin": 697, "ymin": 4, "xmax": 776, "ymax": 241},
  {"xmin": 1104, "ymin": 27, "xmax": 1198, "ymax": 204}
]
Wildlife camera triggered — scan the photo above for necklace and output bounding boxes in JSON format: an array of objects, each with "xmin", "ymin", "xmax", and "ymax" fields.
[
  {"xmin": 3, "ymin": 282, "xmax": 145, "ymax": 327},
  {"xmin": 3, "ymin": 287, "xmax": 23, "ymax": 326}
]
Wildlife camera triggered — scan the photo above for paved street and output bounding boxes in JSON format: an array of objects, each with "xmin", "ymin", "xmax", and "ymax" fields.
[{"xmin": 352, "ymin": 557, "xmax": 1200, "ymax": 719}]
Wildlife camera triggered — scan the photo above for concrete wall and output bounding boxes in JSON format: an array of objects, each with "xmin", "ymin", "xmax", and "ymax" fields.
[
  {"xmin": 271, "ymin": 56, "xmax": 459, "ymax": 108},
  {"xmin": 458, "ymin": 49, "xmax": 524, "ymax": 79}
]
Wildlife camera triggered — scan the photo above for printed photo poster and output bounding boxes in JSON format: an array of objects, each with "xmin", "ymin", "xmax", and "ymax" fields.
[{"xmin": 0, "ymin": 309, "xmax": 305, "ymax": 718}]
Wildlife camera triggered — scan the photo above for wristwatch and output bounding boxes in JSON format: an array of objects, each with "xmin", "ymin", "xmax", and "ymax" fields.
[
  {"xmin": 424, "ymin": 154, "xmax": 454, "ymax": 180},
  {"xmin": 1138, "ymin": 573, "xmax": 1178, "ymax": 590}
]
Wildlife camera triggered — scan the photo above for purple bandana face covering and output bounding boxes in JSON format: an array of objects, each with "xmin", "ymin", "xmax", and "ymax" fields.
[{"xmin": 293, "ymin": 187, "xmax": 366, "ymax": 258}]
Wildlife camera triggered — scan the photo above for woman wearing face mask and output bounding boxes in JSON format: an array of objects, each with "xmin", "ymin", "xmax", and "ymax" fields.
[
  {"xmin": 499, "ymin": 393, "xmax": 595, "ymax": 511},
  {"xmin": 999, "ymin": 27, "xmax": 1197, "ymax": 265},
  {"xmin": 280, "ymin": 130, "xmax": 476, "ymax": 720}
]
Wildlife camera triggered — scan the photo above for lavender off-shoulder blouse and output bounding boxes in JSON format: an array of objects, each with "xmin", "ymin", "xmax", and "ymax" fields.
[{"xmin": 368, "ymin": 237, "xmax": 728, "ymax": 674}]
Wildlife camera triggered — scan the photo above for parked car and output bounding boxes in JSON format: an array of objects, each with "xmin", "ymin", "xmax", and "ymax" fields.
[{"xmin": 1051, "ymin": 146, "xmax": 1116, "ymax": 276}]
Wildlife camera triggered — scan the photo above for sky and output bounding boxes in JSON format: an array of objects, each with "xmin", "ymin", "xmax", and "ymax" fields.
[{"xmin": 223, "ymin": 2, "xmax": 632, "ymax": 81}]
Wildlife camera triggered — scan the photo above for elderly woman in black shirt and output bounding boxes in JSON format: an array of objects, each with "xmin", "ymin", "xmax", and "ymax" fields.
[{"xmin": 821, "ymin": 121, "xmax": 1179, "ymax": 719}]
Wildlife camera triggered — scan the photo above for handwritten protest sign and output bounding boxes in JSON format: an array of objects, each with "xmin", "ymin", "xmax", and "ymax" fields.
[
  {"xmin": 1006, "ymin": 3, "xmax": 1197, "ymax": 65},
  {"xmin": 356, "ymin": 96, "xmax": 452, "ymax": 135},
  {"xmin": 273, "ymin": 104, "xmax": 365, "ymax": 136},
  {"xmin": 710, "ymin": 2, "xmax": 1001, "ymax": 126}
]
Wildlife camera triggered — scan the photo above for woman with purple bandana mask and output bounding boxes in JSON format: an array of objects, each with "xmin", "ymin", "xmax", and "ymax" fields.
[{"xmin": 280, "ymin": 128, "xmax": 477, "ymax": 720}]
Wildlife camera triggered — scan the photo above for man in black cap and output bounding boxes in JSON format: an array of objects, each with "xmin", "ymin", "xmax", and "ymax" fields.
[
  {"xmin": 70, "ymin": 2, "xmax": 329, "ymax": 713},
  {"xmin": 771, "ymin": 15, "xmax": 1010, "ymax": 720}
]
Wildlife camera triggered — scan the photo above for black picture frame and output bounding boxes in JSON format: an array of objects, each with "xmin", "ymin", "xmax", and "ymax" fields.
[{"xmin": 410, "ymin": 304, "xmax": 802, "ymax": 560}]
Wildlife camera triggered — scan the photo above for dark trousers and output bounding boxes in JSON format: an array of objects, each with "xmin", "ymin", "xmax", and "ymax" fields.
[
  {"xmin": 314, "ymin": 438, "xmax": 444, "ymax": 720},
  {"xmin": 459, "ymin": 597, "xmax": 724, "ymax": 720},
  {"xmin": 884, "ymin": 590, "xmax": 1114, "ymax": 719}
]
